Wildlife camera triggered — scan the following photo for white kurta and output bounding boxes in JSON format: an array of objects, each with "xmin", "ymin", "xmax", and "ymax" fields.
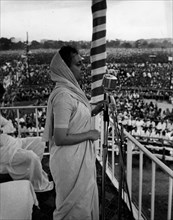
[{"xmin": 49, "ymin": 92, "xmax": 99, "ymax": 220}]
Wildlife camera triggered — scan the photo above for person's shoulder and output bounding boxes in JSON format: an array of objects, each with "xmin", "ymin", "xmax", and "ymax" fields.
[
  {"xmin": 54, "ymin": 91, "xmax": 73, "ymax": 100},
  {"xmin": 53, "ymin": 91, "xmax": 77, "ymax": 107},
  {"xmin": 48, "ymin": 89, "xmax": 70, "ymax": 103}
]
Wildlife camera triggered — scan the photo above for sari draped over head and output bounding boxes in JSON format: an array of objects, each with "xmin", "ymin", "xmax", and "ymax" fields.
[
  {"xmin": 42, "ymin": 51, "xmax": 99, "ymax": 220},
  {"xmin": 42, "ymin": 51, "xmax": 91, "ymax": 143}
]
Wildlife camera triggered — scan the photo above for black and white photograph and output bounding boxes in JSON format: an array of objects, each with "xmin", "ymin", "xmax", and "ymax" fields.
[{"xmin": 0, "ymin": 0, "xmax": 173, "ymax": 220}]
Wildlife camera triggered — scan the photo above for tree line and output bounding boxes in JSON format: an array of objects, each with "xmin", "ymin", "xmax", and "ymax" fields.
[{"xmin": 0, "ymin": 37, "xmax": 172, "ymax": 51}]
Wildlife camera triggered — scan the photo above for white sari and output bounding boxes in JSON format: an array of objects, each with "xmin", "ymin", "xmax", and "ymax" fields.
[{"xmin": 42, "ymin": 51, "xmax": 99, "ymax": 220}]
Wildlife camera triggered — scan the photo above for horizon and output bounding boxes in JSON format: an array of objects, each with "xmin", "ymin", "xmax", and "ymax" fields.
[
  {"xmin": 1, "ymin": 0, "xmax": 173, "ymax": 42},
  {"xmin": 5, "ymin": 36, "xmax": 173, "ymax": 44}
]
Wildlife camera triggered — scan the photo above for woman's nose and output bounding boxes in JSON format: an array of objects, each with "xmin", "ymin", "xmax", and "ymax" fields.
[{"xmin": 81, "ymin": 63, "xmax": 86, "ymax": 71}]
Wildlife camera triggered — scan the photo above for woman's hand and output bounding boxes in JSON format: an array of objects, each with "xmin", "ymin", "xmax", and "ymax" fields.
[
  {"xmin": 88, "ymin": 129, "xmax": 100, "ymax": 141},
  {"xmin": 91, "ymin": 100, "xmax": 108, "ymax": 116}
]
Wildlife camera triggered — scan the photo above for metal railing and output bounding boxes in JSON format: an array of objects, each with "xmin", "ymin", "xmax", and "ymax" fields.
[
  {"xmin": 96, "ymin": 114, "xmax": 173, "ymax": 220},
  {"xmin": 0, "ymin": 105, "xmax": 46, "ymax": 137},
  {"xmin": 1, "ymin": 105, "xmax": 173, "ymax": 220}
]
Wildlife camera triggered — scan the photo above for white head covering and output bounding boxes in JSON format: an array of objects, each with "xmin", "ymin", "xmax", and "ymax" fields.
[
  {"xmin": 42, "ymin": 51, "xmax": 90, "ymax": 142},
  {"xmin": 49, "ymin": 52, "xmax": 90, "ymax": 108}
]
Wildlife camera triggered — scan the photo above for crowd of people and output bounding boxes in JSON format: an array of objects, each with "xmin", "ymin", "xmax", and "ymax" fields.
[
  {"xmin": 114, "ymin": 91, "xmax": 173, "ymax": 142},
  {"xmin": 107, "ymin": 62, "xmax": 173, "ymax": 89},
  {"xmin": 0, "ymin": 55, "xmax": 173, "ymax": 104},
  {"xmin": 0, "ymin": 46, "xmax": 173, "ymax": 220},
  {"xmin": 0, "ymin": 54, "xmax": 173, "ymax": 143}
]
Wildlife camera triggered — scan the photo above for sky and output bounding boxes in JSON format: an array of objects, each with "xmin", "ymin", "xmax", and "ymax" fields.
[{"xmin": 0, "ymin": 0, "xmax": 173, "ymax": 42}]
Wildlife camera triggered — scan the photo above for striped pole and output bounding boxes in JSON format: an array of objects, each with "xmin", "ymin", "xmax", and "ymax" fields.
[
  {"xmin": 90, "ymin": 1, "xmax": 107, "ymax": 220},
  {"xmin": 90, "ymin": 0, "xmax": 107, "ymax": 104}
]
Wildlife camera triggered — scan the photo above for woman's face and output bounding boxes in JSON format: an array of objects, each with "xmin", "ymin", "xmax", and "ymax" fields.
[{"xmin": 70, "ymin": 54, "xmax": 85, "ymax": 82}]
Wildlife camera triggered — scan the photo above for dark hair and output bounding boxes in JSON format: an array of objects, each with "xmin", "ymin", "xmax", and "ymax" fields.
[
  {"xmin": 59, "ymin": 45, "xmax": 78, "ymax": 68},
  {"xmin": 0, "ymin": 83, "xmax": 5, "ymax": 99}
]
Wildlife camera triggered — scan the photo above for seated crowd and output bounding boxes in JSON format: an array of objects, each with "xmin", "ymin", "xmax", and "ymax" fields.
[
  {"xmin": 114, "ymin": 91, "xmax": 173, "ymax": 143},
  {"xmin": 1, "ymin": 58, "xmax": 173, "ymax": 103},
  {"xmin": 0, "ymin": 58, "xmax": 173, "ymax": 143}
]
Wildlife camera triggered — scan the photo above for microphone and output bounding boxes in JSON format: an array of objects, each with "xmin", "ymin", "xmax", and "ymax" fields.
[
  {"xmin": 102, "ymin": 74, "xmax": 118, "ymax": 114},
  {"xmin": 102, "ymin": 74, "xmax": 118, "ymax": 91}
]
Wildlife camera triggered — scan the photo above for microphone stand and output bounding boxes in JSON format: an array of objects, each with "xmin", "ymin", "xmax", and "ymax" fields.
[
  {"xmin": 101, "ymin": 93, "xmax": 109, "ymax": 220},
  {"xmin": 109, "ymin": 94, "xmax": 134, "ymax": 220},
  {"xmin": 101, "ymin": 74, "xmax": 134, "ymax": 219}
]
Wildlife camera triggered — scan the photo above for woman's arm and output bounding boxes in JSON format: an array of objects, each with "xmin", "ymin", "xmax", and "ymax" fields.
[
  {"xmin": 52, "ymin": 93, "xmax": 100, "ymax": 146},
  {"xmin": 91, "ymin": 101, "xmax": 106, "ymax": 117},
  {"xmin": 54, "ymin": 127, "xmax": 100, "ymax": 146}
]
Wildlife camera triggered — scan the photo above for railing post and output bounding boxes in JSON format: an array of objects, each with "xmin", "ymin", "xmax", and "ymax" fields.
[
  {"xmin": 126, "ymin": 138, "xmax": 133, "ymax": 199},
  {"xmin": 139, "ymin": 151, "xmax": 144, "ymax": 219},
  {"xmin": 151, "ymin": 162, "xmax": 156, "ymax": 220},
  {"xmin": 168, "ymin": 177, "xmax": 173, "ymax": 220}
]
